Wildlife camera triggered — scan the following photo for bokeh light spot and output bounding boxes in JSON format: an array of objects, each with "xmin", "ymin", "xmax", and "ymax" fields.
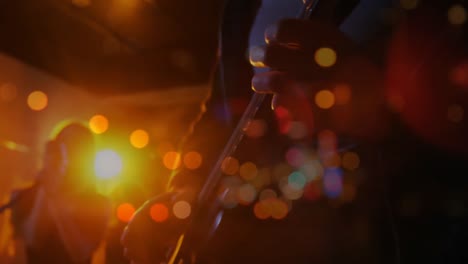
[
  {"xmin": 239, "ymin": 162, "xmax": 258, "ymax": 181},
  {"xmin": 285, "ymin": 147, "xmax": 306, "ymax": 167},
  {"xmin": 314, "ymin": 47, "xmax": 337, "ymax": 68},
  {"xmin": 288, "ymin": 121, "xmax": 308, "ymax": 139},
  {"xmin": 342, "ymin": 152, "xmax": 360, "ymax": 171},
  {"xmin": 173, "ymin": 201, "xmax": 191, "ymax": 220},
  {"xmin": 130, "ymin": 129, "xmax": 149, "ymax": 149},
  {"xmin": 183, "ymin": 151, "xmax": 203, "ymax": 170},
  {"xmin": 94, "ymin": 150, "xmax": 123, "ymax": 179},
  {"xmin": 254, "ymin": 200, "xmax": 271, "ymax": 220},
  {"xmin": 221, "ymin": 156, "xmax": 240, "ymax": 176},
  {"xmin": 323, "ymin": 168, "xmax": 343, "ymax": 199},
  {"xmin": 288, "ymin": 171, "xmax": 307, "ymax": 190},
  {"xmin": 237, "ymin": 184, "xmax": 257, "ymax": 205},
  {"xmin": 27, "ymin": 91, "xmax": 48, "ymax": 111},
  {"xmin": 447, "ymin": 104, "xmax": 464, "ymax": 123},
  {"xmin": 150, "ymin": 203, "xmax": 169, "ymax": 223},
  {"xmin": 89, "ymin": 114, "xmax": 109, "ymax": 134},
  {"xmin": 116, "ymin": 203, "xmax": 135, "ymax": 223},
  {"xmin": 259, "ymin": 189, "xmax": 278, "ymax": 201},
  {"xmin": 448, "ymin": 4, "xmax": 467, "ymax": 25},
  {"xmin": 315, "ymin": 90, "xmax": 335, "ymax": 109},
  {"xmin": 163, "ymin": 151, "xmax": 182, "ymax": 170},
  {"xmin": 271, "ymin": 199, "xmax": 289, "ymax": 220}
]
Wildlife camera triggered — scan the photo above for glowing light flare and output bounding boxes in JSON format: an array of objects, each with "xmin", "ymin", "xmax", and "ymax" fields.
[
  {"xmin": 253, "ymin": 200, "xmax": 272, "ymax": 220},
  {"xmin": 163, "ymin": 151, "xmax": 182, "ymax": 170},
  {"xmin": 116, "ymin": 203, "xmax": 135, "ymax": 223},
  {"xmin": 221, "ymin": 156, "xmax": 240, "ymax": 176},
  {"xmin": 94, "ymin": 150, "xmax": 123, "ymax": 179},
  {"xmin": 150, "ymin": 203, "xmax": 169, "ymax": 223},
  {"xmin": 183, "ymin": 151, "xmax": 202, "ymax": 170},
  {"xmin": 448, "ymin": 4, "xmax": 467, "ymax": 25},
  {"xmin": 0, "ymin": 83, "xmax": 17, "ymax": 102},
  {"xmin": 315, "ymin": 90, "xmax": 335, "ymax": 109},
  {"xmin": 333, "ymin": 84, "xmax": 352, "ymax": 105},
  {"xmin": 130, "ymin": 129, "xmax": 149, "ymax": 149},
  {"xmin": 281, "ymin": 183, "xmax": 304, "ymax": 200},
  {"xmin": 342, "ymin": 152, "xmax": 360, "ymax": 171},
  {"xmin": 27, "ymin": 91, "xmax": 48, "ymax": 111},
  {"xmin": 89, "ymin": 114, "xmax": 109, "ymax": 134},
  {"xmin": 237, "ymin": 184, "xmax": 257, "ymax": 205},
  {"xmin": 239, "ymin": 162, "xmax": 258, "ymax": 181},
  {"xmin": 447, "ymin": 104, "xmax": 464, "ymax": 123},
  {"xmin": 173, "ymin": 201, "xmax": 191, "ymax": 220},
  {"xmin": 314, "ymin": 47, "xmax": 337, "ymax": 68},
  {"xmin": 270, "ymin": 199, "xmax": 289, "ymax": 220}
]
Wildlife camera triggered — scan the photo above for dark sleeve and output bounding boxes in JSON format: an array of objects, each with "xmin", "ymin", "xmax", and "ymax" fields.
[{"xmin": 10, "ymin": 187, "xmax": 37, "ymax": 237}]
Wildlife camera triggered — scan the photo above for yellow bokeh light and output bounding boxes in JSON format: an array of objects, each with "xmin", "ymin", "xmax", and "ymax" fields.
[
  {"xmin": 130, "ymin": 129, "xmax": 149, "ymax": 149},
  {"xmin": 163, "ymin": 151, "xmax": 182, "ymax": 170},
  {"xmin": 448, "ymin": 4, "xmax": 467, "ymax": 25},
  {"xmin": 239, "ymin": 162, "xmax": 258, "ymax": 181},
  {"xmin": 183, "ymin": 151, "xmax": 203, "ymax": 170},
  {"xmin": 116, "ymin": 203, "xmax": 135, "ymax": 223},
  {"xmin": 314, "ymin": 47, "xmax": 337, "ymax": 68},
  {"xmin": 172, "ymin": 201, "xmax": 191, "ymax": 220},
  {"xmin": 94, "ymin": 150, "xmax": 123, "ymax": 179},
  {"xmin": 89, "ymin": 114, "xmax": 109, "ymax": 134},
  {"xmin": 315, "ymin": 90, "xmax": 335, "ymax": 109},
  {"xmin": 342, "ymin": 152, "xmax": 360, "ymax": 171},
  {"xmin": 27, "ymin": 90, "xmax": 48, "ymax": 111},
  {"xmin": 221, "ymin": 156, "xmax": 240, "ymax": 176}
]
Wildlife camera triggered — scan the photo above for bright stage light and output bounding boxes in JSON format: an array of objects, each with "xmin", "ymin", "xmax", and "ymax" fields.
[{"xmin": 94, "ymin": 149, "xmax": 123, "ymax": 179}]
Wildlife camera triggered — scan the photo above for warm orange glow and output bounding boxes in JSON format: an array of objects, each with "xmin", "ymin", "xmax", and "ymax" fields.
[
  {"xmin": 157, "ymin": 141, "xmax": 174, "ymax": 155},
  {"xmin": 448, "ymin": 4, "xmax": 467, "ymax": 25},
  {"xmin": 89, "ymin": 115, "xmax": 109, "ymax": 134},
  {"xmin": 314, "ymin": 47, "xmax": 337, "ymax": 68},
  {"xmin": 27, "ymin": 91, "xmax": 48, "ymax": 111},
  {"xmin": 253, "ymin": 200, "xmax": 271, "ymax": 220},
  {"xmin": 163, "ymin": 151, "xmax": 182, "ymax": 170},
  {"xmin": 183, "ymin": 151, "xmax": 203, "ymax": 170},
  {"xmin": 342, "ymin": 152, "xmax": 360, "ymax": 171},
  {"xmin": 270, "ymin": 199, "xmax": 289, "ymax": 220},
  {"xmin": 239, "ymin": 162, "xmax": 258, "ymax": 181},
  {"xmin": 447, "ymin": 104, "xmax": 464, "ymax": 123},
  {"xmin": 130, "ymin": 129, "xmax": 149, "ymax": 149},
  {"xmin": 333, "ymin": 84, "xmax": 352, "ymax": 105},
  {"xmin": 0, "ymin": 83, "xmax": 17, "ymax": 102},
  {"xmin": 116, "ymin": 203, "xmax": 135, "ymax": 223},
  {"xmin": 150, "ymin": 203, "xmax": 169, "ymax": 223},
  {"xmin": 237, "ymin": 184, "xmax": 257, "ymax": 205},
  {"xmin": 221, "ymin": 156, "xmax": 240, "ymax": 176},
  {"xmin": 172, "ymin": 201, "xmax": 191, "ymax": 220},
  {"xmin": 315, "ymin": 90, "xmax": 335, "ymax": 109}
]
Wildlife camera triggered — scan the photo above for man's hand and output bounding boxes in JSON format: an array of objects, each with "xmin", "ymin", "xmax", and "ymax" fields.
[{"xmin": 250, "ymin": 19, "xmax": 388, "ymax": 140}]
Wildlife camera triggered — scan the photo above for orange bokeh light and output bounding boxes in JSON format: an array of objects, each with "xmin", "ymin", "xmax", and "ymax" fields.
[
  {"xmin": 315, "ymin": 90, "xmax": 335, "ymax": 109},
  {"xmin": 89, "ymin": 114, "xmax": 109, "ymax": 134},
  {"xmin": 314, "ymin": 47, "xmax": 337, "ymax": 68},
  {"xmin": 163, "ymin": 151, "xmax": 182, "ymax": 170},
  {"xmin": 130, "ymin": 129, "xmax": 149, "ymax": 149},
  {"xmin": 27, "ymin": 90, "xmax": 48, "ymax": 111},
  {"xmin": 116, "ymin": 203, "xmax": 135, "ymax": 223},
  {"xmin": 183, "ymin": 151, "xmax": 203, "ymax": 170},
  {"xmin": 150, "ymin": 203, "xmax": 169, "ymax": 223}
]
